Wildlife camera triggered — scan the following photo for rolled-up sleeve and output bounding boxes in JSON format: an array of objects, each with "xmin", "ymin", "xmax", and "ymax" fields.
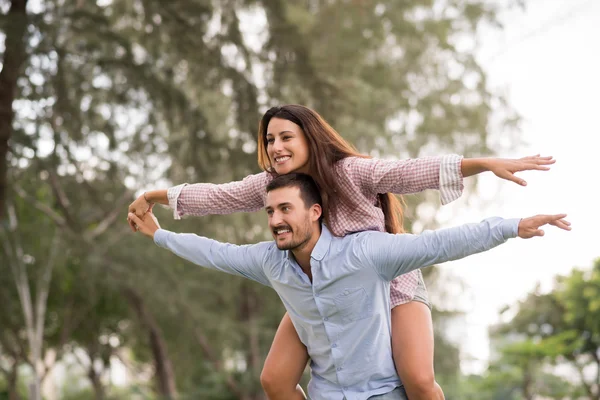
[
  {"xmin": 439, "ymin": 154, "xmax": 464, "ymax": 205},
  {"xmin": 166, "ymin": 172, "xmax": 270, "ymax": 220}
]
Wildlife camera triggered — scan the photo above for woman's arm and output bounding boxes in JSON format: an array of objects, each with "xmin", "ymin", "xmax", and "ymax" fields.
[
  {"xmin": 127, "ymin": 172, "xmax": 270, "ymax": 231},
  {"xmin": 346, "ymin": 154, "xmax": 554, "ymax": 206},
  {"xmin": 344, "ymin": 155, "xmax": 463, "ymax": 205}
]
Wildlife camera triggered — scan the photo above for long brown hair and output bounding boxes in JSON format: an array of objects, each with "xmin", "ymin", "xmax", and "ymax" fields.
[{"xmin": 257, "ymin": 104, "xmax": 405, "ymax": 234}]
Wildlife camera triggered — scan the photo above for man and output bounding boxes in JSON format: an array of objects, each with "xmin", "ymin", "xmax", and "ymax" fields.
[{"xmin": 128, "ymin": 173, "xmax": 570, "ymax": 400}]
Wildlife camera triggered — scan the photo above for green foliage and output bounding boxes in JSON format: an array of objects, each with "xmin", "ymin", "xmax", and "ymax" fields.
[{"xmin": 481, "ymin": 258, "xmax": 600, "ymax": 399}]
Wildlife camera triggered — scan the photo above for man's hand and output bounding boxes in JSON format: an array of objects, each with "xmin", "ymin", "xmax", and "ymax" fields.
[
  {"xmin": 128, "ymin": 209, "xmax": 161, "ymax": 239},
  {"xmin": 487, "ymin": 155, "xmax": 555, "ymax": 186},
  {"xmin": 518, "ymin": 214, "xmax": 571, "ymax": 238},
  {"xmin": 128, "ymin": 194, "xmax": 152, "ymax": 232}
]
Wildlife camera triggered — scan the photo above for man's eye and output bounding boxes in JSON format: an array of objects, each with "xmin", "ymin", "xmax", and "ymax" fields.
[
  {"xmin": 266, "ymin": 210, "xmax": 273, "ymax": 215},
  {"xmin": 282, "ymin": 207, "xmax": 290, "ymax": 212}
]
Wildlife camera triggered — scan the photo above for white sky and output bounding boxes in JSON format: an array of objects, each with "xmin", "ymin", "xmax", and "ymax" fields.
[{"xmin": 437, "ymin": 0, "xmax": 600, "ymax": 374}]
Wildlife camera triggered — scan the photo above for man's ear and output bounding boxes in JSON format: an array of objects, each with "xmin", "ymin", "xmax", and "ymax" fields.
[{"xmin": 310, "ymin": 203, "xmax": 322, "ymax": 222}]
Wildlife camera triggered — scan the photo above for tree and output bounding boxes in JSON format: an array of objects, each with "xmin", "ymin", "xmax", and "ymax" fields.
[
  {"xmin": 487, "ymin": 259, "xmax": 600, "ymax": 399},
  {"xmin": 0, "ymin": 0, "xmax": 28, "ymax": 219}
]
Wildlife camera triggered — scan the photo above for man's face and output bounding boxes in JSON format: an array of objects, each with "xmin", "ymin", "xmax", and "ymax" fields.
[{"xmin": 265, "ymin": 186, "xmax": 319, "ymax": 251}]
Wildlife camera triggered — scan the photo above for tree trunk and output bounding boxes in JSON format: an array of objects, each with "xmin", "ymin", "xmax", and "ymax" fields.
[
  {"xmin": 88, "ymin": 365, "xmax": 105, "ymax": 400},
  {"xmin": 522, "ymin": 367, "xmax": 533, "ymax": 400},
  {"xmin": 239, "ymin": 283, "xmax": 266, "ymax": 400},
  {"xmin": 7, "ymin": 361, "xmax": 20, "ymax": 400},
  {"xmin": 123, "ymin": 288, "xmax": 177, "ymax": 399},
  {"xmin": 0, "ymin": 0, "xmax": 29, "ymax": 219}
]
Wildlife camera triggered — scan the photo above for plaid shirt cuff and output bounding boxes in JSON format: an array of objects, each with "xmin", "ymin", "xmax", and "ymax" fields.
[
  {"xmin": 167, "ymin": 184, "xmax": 188, "ymax": 220},
  {"xmin": 439, "ymin": 154, "xmax": 464, "ymax": 205}
]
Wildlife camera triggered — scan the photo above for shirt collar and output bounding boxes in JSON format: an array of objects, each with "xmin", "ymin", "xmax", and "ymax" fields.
[{"xmin": 284, "ymin": 224, "xmax": 332, "ymax": 262}]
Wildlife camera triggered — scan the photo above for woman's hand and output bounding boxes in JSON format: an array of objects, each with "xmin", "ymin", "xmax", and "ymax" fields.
[
  {"xmin": 128, "ymin": 193, "xmax": 152, "ymax": 232},
  {"xmin": 461, "ymin": 154, "xmax": 555, "ymax": 186},
  {"xmin": 487, "ymin": 155, "xmax": 555, "ymax": 186}
]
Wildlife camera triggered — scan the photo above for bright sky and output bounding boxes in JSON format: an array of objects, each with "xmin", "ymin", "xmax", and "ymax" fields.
[{"xmin": 437, "ymin": 0, "xmax": 600, "ymax": 374}]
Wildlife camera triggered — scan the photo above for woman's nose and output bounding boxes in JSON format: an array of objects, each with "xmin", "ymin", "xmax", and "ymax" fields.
[{"xmin": 271, "ymin": 138, "xmax": 283, "ymax": 152}]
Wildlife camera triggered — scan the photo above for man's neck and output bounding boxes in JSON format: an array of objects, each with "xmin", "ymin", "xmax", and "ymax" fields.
[{"xmin": 291, "ymin": 230, "xmax": 321, "ymax": 282}]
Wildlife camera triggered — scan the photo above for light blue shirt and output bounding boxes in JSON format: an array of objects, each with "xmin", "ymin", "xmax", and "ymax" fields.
[{"xmin": 154, "ymin": 217, "xmax": 519, "ymax": 400}]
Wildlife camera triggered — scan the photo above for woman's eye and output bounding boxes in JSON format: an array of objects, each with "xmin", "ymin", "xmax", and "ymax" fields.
[{"xmin": 266, "ymin": 138, "xmax": 274, "ymax": 144}]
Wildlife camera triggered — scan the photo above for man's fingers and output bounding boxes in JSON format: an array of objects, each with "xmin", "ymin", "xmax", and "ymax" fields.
[
  {"xmin": 537, "ymin": 213, "xmax": 568, "ymax": 223},
  {"xmin": 128, "ymin": 212, "xmax": 143, "ymax": 227},
  {"xmin": 532, "ymin": 214, "xmax": 569, "ymax": 230},
  {"xmin": 536, "ymin": 229, "xmax": 545, "ymax": 237},
  {"xmin": 549, "ymin": 219, "xmax": 572, "ymax": 231}
]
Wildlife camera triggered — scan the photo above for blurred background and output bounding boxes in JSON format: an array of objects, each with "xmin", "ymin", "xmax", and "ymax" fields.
[{"xmin": 1, "ymin": 0, "xmax": 598, "ymax": 399}]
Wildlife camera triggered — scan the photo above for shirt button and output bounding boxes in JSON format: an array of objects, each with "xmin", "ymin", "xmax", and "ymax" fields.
[
  {"xmin": 315, "ymin": 293, "xmax": 319, "ymax": 297},
  {"xmin": 332, "ymin": 344, "xmax": 337, "ymax": 348},
  {"xmin": 343, "ymin": 386, "xmax": 348, "ymax": 390},
  {"xmin": 337, "ymin": 367, "xmax": 343, "ymax": 371},
  {"xmin": 344, "ymin": 290, "xmax": 349, "ymax": 295},
  {"xmin": 324, "ymin": 317, "xmax": 329, "ymax": 321}
]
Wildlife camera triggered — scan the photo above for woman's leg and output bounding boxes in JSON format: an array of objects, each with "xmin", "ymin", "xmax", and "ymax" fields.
[
  {"xmin": 260, "ymin": 313, "xmax": 309, "ymax": 400},
  {"xmin": 391, "ymin": 301, "xmax": 445, "ymax": 400}
]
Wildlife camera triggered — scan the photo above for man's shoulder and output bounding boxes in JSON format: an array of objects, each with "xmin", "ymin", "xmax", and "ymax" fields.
[
  {"xmin": 241, "ymin": 239, "xmax": 279, "ymax": 251},
  {"xmin": 340, "ymin": 230, "xmax": 393, "ymax": 241},
  {"xmin": 333, "ymin": 230, "xmax": 395, "ymax": 251}
]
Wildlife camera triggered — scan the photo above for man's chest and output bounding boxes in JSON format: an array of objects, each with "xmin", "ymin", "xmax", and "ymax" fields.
[{"xmin": 270, "ymin": 258, "xmax": 385, "ymax": 325}]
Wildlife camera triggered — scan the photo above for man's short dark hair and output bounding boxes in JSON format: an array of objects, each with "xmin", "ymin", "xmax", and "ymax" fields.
[{"xmin": 266, "ymin": 173, "xmax": 323, "ymax": 209}]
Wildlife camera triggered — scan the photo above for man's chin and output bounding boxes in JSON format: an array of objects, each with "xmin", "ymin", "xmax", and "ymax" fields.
[
  {"xmin": 276, "ymin": 242, "xmax": 293, "ymax": 250},
  {"xmin": 275, "ymin": 238, "xmax": 295, "ymax": 250}
]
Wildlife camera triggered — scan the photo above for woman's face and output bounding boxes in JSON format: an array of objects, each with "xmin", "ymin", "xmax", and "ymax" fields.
[{"xmin": 266, "ymin": 117, "xmax": 310, "ymax": 175}]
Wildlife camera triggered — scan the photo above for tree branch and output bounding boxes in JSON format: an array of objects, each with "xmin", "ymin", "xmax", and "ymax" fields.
[
  {"xmin": 33, "ymin": 232, "xmax": 61, "ymax": 373},
  {"xmin": 84, "ymin": 190, "xmax": 132, "ymax": 241},
  {"xmin": 13, "ymin": 184, "xmax": 68, "ymax": 229}
]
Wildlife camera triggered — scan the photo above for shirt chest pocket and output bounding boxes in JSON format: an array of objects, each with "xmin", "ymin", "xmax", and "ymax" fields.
[{"xmin": 333, "ymin": 287, "xmax": 373, "ymax": 323}]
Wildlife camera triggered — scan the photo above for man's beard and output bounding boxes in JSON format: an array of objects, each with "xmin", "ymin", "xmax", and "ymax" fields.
[{"xmin": 275, "ymin": 220, "xmax": 313, "ymax": 251}]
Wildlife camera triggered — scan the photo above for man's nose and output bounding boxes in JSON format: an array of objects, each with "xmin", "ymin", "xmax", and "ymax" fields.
[{"xmin": 271, "ymin": 211, "xmax": 283, "ymax": 226}]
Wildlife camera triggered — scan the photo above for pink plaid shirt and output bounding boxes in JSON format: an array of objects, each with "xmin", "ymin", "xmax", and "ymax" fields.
[{"xmin": 167, "ymin": 155, "xmax": 464, "ymax": 307}]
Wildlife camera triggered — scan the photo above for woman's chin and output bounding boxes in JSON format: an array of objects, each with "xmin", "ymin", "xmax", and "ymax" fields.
[{"xmin": 274, "ymin": 165, "xmax": 294, "ymax": 175}]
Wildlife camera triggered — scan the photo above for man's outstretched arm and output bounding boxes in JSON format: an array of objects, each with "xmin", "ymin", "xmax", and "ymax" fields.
[
  {"xmin": 364, "ymin": 214, "xmax": 571, "ymax": 281},
  {"xmin": 128, "ymin": 211, "xmax": 272, "ymax": 286}
]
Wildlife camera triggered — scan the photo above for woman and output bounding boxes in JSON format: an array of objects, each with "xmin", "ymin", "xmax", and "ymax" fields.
[{"xmin": 129, "ymin": 105, "xmax": 553, "ymax": 399}]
